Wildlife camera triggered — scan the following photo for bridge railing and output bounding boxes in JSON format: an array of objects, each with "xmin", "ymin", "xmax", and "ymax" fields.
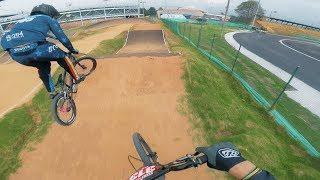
[{"xmin": 0, "ymin": 5, "xmax": 141, "ymax": 33}]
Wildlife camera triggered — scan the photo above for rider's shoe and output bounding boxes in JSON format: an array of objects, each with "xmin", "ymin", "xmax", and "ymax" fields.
[
  {"xmin": 49, "ymin": 92, "xmax": 57, "ymax": 99},
  {"xmin": 74, "ymin": 75, "xmax": 86, "ymax": 84}
]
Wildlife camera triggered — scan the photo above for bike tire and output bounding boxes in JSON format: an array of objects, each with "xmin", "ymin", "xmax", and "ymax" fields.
[
  {"xmin": 75, "ymin": 56, "xmax": 97, "ymax": 77},
  {"xmin": 51, "ymin": 93, "xmax": 77, "ymax": 126},
  {"xmin": 132, "ymin": 133, "xmax": 158, "ymax": 166},
  {"xmin": 132, "ymin": 133, "xmax": 165, "ymax": 180}
]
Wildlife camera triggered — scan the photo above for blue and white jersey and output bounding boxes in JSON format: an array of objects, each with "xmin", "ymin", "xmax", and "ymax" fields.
[{"xmin": 0, "ymin": 15, "xmax": 74, "ymax": 52}]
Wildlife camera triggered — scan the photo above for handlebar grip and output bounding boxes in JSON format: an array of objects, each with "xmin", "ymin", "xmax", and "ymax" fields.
[{"xmin": 197, "ymin": 154, "xmax": 208, "ymax": 165}]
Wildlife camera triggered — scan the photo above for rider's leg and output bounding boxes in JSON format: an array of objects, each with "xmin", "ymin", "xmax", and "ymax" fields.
[
  {"xmin": 56, "ymin": 57, "xmax": 79, "ymax": 81},
  {"xmin": 29, "ymin": 61, "xmax": 55, "ymax": 93}
]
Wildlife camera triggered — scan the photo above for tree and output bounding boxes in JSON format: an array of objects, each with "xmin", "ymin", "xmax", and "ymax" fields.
[
  {"xmin": 148, "ymin": 7, "xmax": 157, "ymax": 16},
  {"xmin": 235, "ymin": 0, "xmax": 265, "ymax": 23}
]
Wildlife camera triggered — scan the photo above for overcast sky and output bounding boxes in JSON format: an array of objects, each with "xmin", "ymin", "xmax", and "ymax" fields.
[{"xmin": 0, "ymin": 0, "xmax": 319, "ymax": 27}]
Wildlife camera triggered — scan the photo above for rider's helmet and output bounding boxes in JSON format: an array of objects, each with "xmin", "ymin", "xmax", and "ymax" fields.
[{"xmin": 30, "ymin": 4, "xmax": 60, "ymax": 19}]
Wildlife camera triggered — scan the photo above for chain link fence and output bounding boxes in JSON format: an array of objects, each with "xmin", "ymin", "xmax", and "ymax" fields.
[{"xmin": 162, "ymin": 18, "xmax": 320, "ymax": 158}]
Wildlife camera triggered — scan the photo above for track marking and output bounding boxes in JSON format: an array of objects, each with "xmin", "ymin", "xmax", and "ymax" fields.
[
  {"xmin": 0, "ymin": 51, "xmax": 7, "ymax": 58},
  {"xmin": 116, "ymin": 29, "xmax": 130, "ymax": 55},
  {"xmin": 279, "ymin": 39, "xmax": 320, "ymax": 62},
  {"xmin": 0, "ymin": 83, "xmax": 42, "ymax": 118},
  {"xmin": 0, "ymin": 52, "xmax": 12, "ymax": 64},
  {"xmin": 162, "ymin": 29, "xmax": 171, "ymax": 54}
]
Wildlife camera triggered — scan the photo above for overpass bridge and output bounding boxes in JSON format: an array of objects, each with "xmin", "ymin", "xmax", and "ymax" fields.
[{"xmin": 0, "ymin": 5, "xmax": 141, "ymax": 33}]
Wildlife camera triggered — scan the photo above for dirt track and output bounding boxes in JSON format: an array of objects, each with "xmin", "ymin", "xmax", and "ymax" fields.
[{"xmin": 10, "ymin": 21, "xmax": 212, "ymax": 179}]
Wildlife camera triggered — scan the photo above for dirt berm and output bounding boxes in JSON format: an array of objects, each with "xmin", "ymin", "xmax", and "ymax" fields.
[{"xmin": 10, "ymin": 22, "xmax": 212, "ymax": 180}]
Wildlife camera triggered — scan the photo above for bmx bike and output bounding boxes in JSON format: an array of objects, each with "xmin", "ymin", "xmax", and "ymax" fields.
[
  {"xmin": 129, "ymin": 132, "xmax": 208, "ymax": 180},
  {"xmin": 51, "ymin": 52, "xmax": 97, "ymax": 126}
]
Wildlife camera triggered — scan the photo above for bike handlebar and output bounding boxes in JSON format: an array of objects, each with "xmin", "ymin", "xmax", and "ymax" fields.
[{"xmin": 144, "ymin": 153, "xmax": 207, "ymax": 180}]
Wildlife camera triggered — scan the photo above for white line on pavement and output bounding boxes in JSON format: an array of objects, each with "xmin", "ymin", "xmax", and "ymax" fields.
[
  {"xmin": 225, "ymin": 31, "xmax": 320, "ymax": 117},
  {"xmin": 279, "ymin": 39, "xmax": 320, "ymax": 62}
]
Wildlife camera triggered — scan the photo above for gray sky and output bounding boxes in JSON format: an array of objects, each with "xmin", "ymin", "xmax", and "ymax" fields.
[{"xmin": 0, "ymin": 0, "xmax": 319, "ymax": 27}]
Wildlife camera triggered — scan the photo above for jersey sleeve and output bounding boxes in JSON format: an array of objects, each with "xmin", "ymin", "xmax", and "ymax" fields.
[
  {"xmin": 251, "ymin": 170, "xmax": 275, "ymax": 180},
  {"xmin": 47, "ymin": 18, "xmax": 75, "ymax": 52}
]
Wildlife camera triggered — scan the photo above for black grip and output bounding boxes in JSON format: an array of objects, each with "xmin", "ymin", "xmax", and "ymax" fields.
[{"xmin": 197, "ymin": 154, "xmax": 208, "ymax": 165}]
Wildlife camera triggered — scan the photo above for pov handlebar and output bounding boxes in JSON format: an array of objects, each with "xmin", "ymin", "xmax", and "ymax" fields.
[{"xmin": 144, "ymin": 153, "xmax": 207, "ymax": 180}]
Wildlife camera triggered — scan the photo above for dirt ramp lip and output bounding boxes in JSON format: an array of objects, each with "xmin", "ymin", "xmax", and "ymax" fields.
[
  {"xmin": 126, "ymin": 30, "xmax": 165, "ymax": 45},
  {"xmin": 118, "ymin": 30, "xmax": 170, "ymax": 56}
]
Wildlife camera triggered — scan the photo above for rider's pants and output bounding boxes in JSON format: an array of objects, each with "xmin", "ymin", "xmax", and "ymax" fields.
[{"xmin": 10, "ymin": 42, "xmax": 78, "ymax": 93}]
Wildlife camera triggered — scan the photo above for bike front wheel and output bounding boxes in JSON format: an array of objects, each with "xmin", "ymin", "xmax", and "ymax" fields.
[
  {"xmin": 75, "ymin": 56, "xmax": 97, "ymax": 77},
  {"xmin": 132, "ymin": 133, "xmax": 159, "ymax": 166},
  {"xmin": 51, "ymin": 93, "xmax": 77, "ymax": 126}
]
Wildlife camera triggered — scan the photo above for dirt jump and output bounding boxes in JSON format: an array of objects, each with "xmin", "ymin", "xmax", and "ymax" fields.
[
  {"xmin": 117, "ymin": 30, "xmax": 170, "ymax": 56},
  {"xmin": 10, "ymin": 21, "xmax": 212, "ymax": 179}
]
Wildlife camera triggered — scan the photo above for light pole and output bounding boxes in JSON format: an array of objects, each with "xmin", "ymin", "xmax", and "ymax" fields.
[
  {"xmin": 252, "ymin": 0, "xmax": 261, "ymax": 27},
  {"xmin": 220, "ymin": 0, "xmax": 231, "ymax": 38},
  {"xmin": 140, "ymin": 1, "xmax": 146, "ymax": 17},
  {"xmin": 103, "ymin": 0, "xmax": 110, "ymax": 19}
]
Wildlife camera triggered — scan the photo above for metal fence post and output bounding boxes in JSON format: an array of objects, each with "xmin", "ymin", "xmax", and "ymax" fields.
[
  {"xmin": 183, "ymin": 23, "xmax": 186, "ymax": 37},
  {"xmin": 176, "ymin": 21, "xmax": 179, "ymax": 34},
  {"xmin": 188, "ymin": 24, "xmax": 192, "ymax": 41},
  {"xmin": 197, "ymin": 22, "xmax": 204, "ymax": 47},
  {"xmin": 231, "ymin": 45, "xmax": 242, "ymax": 72},
  {"xmin": 269, "ymin": 66, "xmax": 300, "ymax": 111},
  {"xmin": 209, "ymin": 34, "xmax": 215, "ymax": 60}
]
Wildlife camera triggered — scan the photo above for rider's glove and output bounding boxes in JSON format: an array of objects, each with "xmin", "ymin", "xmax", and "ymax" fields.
[
  {"xmin": 196, "ymin": 142, "xmax": 245, "ymax": 172},
  {"xmin": 71, "ymin": 49, "xmax": 79, "ymax": 54}
]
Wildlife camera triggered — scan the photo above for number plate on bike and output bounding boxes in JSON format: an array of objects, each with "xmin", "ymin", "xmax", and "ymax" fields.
[{"xmin": 129, "ymin": 166, "xmax": 158, "ymax": 180}]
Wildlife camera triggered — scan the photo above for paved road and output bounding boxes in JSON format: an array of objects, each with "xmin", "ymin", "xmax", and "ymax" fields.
[{"xmin": 234, "ymin": 32, "xmax": 320, "ymax": 91}]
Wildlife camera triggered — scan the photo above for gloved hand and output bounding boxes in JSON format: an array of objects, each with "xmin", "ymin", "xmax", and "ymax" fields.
[
  {"xmin": 71, "ymin": 49, "xmax": 79, "ymax": 54},
  {"xmin": 196, "ymin": 142, "xmax": 246, "ymax": 172}
]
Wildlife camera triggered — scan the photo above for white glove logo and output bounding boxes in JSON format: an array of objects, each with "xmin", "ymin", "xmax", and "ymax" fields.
[{"xmin": 218, "ymin": 148, "xmax": 240, "ymax": 158}]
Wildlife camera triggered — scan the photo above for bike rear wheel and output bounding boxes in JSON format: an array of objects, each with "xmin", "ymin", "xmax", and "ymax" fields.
[
  {"xmin": 75, "ymin": 56, "xmax": 97, "ymax": 77},
  {"xmin": 51, "ymin": 93, "xmax": 77, "ymax": 126}
]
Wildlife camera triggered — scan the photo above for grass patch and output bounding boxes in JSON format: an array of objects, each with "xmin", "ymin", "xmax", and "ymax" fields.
[
  {"xmin": 177, "ymin": 22, "xmax": 320, "ymax": 152},
  {"xmin": 257, "ymin": 20, "xmax": 320, "ymax": 39},
  {"xmin": 88, "ymin": 31, "xmax": 127, "ymax": 58},
  {"xmin": 163, "ymin": 23, "xmax": 320, "ymax": 179},
  {"xmin": 0, "ymin": 69, "xmax": 62, "ymax": 179}
]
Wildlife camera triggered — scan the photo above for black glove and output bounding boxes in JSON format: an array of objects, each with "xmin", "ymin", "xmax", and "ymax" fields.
[
  {"xmin": 196, "ymin": 142, "xmax": 246, "ymax": 172},
  {"xmin": 71, "ymin": 49, "xmax": 79, "ymax": 54}
]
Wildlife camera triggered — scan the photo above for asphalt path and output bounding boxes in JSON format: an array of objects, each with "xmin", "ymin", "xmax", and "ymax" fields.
[{"xmin": 234, "ymin": 32, "xmax": 320, "ymax": 91}]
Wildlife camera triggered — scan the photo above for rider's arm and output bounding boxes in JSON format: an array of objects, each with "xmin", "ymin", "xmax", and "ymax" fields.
[
  {"xmin": 229, "ymin": 161, "xmax": 274, "ymax": 180},
  {"xmin": 47, "ymin": 17, "xmax": 76, "ymax": 52},
  {"xmin": 196, "ymin": 142, "xmax": 275, "ymax": 180}
]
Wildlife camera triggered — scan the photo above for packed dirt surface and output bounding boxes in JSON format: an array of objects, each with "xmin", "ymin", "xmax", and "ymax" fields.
[
  {"xmin": 0, "ymin": 22, "xmax": 132, "ymax": 118},
  {"xmin": 10, "ymin": 20, "xmax": 213, "ymax": 179},
  {"xmin": 11, "ymin": 57, "xmax": 211, "ymax": 180}
]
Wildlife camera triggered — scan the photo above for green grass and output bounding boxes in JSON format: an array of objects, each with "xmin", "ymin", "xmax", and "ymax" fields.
[
  {"xmin": 163, "ymin": 23, "xmax": 320, "ymax": 179},
  {"xmin": 88, "ymin": 31, "xmax": 127, "ymax": 58},
  {"xmin": 177, "ymin": 22, "xmax": 320, "ymax": 152},
  {"xmin": 0, "ymin": 69, "xmax": 62, "ymax": 179}
]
